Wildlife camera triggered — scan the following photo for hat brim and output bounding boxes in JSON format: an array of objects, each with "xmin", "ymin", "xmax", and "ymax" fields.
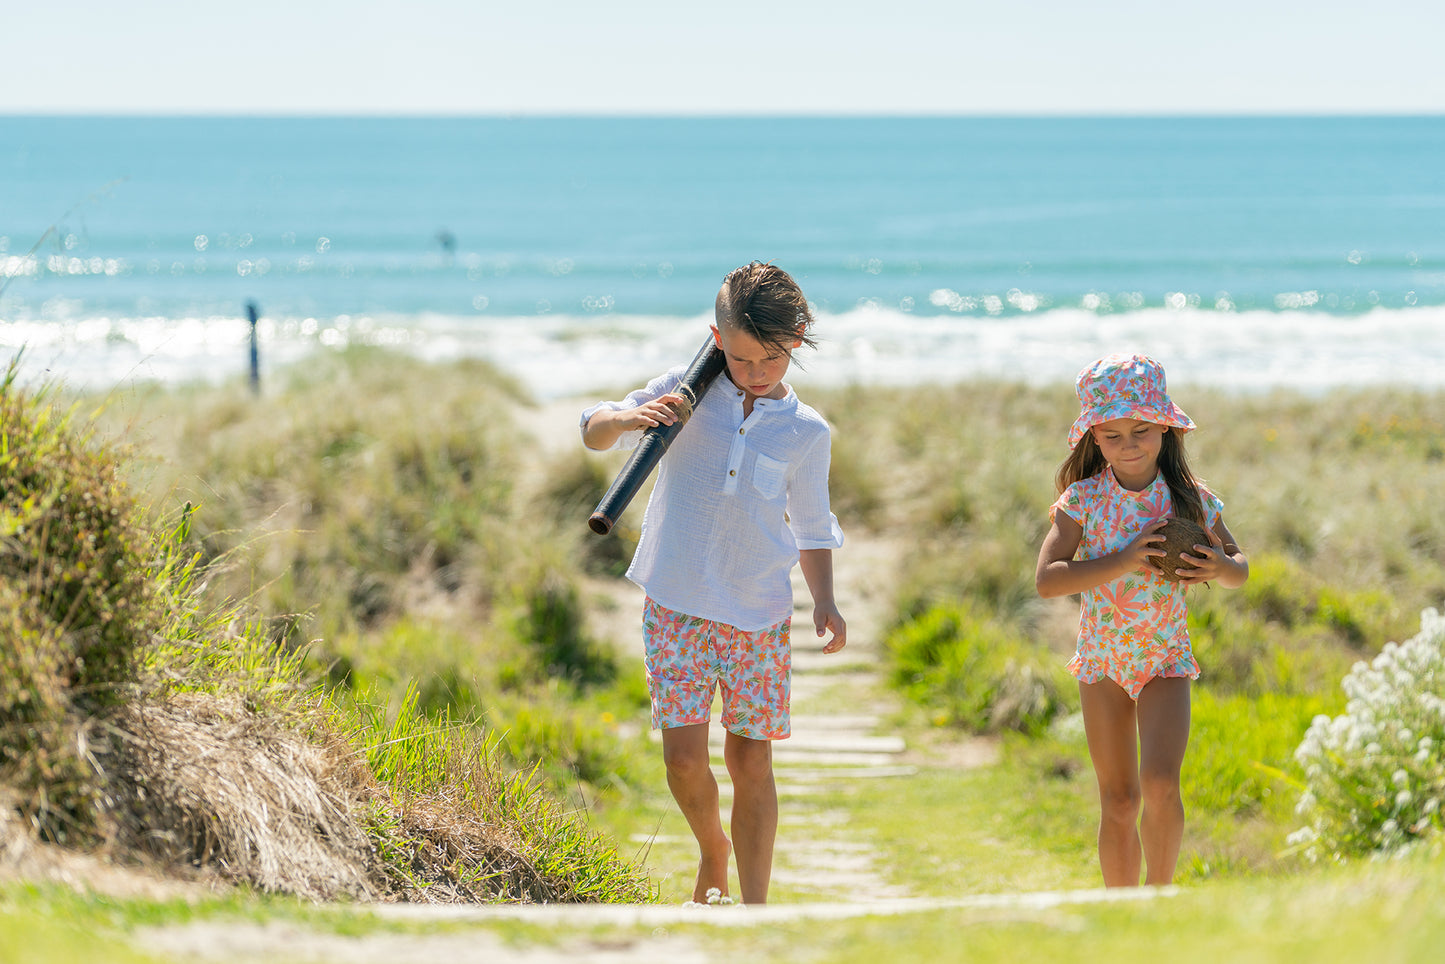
[{"xmin": 1068, "ymin": 399, "xmax": 1195, "ymax": 449}]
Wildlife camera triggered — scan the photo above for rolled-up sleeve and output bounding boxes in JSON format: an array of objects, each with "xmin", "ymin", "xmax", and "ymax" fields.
[{"xmin": 579, "ymin": 369, "xmax": 684, "ymax": 451}]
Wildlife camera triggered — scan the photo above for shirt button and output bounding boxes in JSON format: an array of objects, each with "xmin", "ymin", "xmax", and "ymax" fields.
[
  {"xmin": 739, "ymin": 428, "xmax": 745, "ymax": 435},
  {"xmin": 729, "ymin": 469, "xmax": 736, "ymax": 476}
]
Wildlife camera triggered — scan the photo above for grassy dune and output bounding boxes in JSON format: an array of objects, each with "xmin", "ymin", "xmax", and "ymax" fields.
[
  {"xmin": 81, "ymin": 357, "xmax": 1445, "ymax": 878},
  {"xmin": 1, "ymin": 350, "xmax": 653, "ymax": 905},
  {"xmin": 93, "ymin": 347, "xmax": 653, "ymax": 797},
  {"xmin": 5, "ymin": 347, "xmax": 1445, "ymax": 959}
]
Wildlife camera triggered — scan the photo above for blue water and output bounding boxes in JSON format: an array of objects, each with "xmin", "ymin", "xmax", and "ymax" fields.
[{"xmin": 3, "ymin": 115, "xmax": 1445, "ymax": 393}]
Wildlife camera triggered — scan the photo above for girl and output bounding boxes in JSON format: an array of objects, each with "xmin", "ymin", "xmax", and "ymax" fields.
[{"xmin": 1035, "ymin": 353, "xmax": 1248, "ymax": 887}]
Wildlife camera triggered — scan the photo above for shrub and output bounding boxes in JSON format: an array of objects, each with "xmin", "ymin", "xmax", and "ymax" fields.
[
  {"xmin": 1188, "ymin": 603, "xmax": 1358, "ymax": 699},
  {"xmin": 1290, "ymin": 606, "xmax": 1445, "ymax": 861},
  {"xmin": 511, "ymin": 568, "xmax": 618, "ymax": 687},
  {"xmin": 887, "ymin": 603, "xmax": 1073, "ymax": 735},
  {"xmin": 119, "ymin": 347, "xmax": 525, "ymax": 646},
  {"xmin": 1240, "ymin": 552, "xmax": 1398, "ymax": 646},
  {"xmin": 354, "ymin": 683, "xmax": 653, "ymax": 901},
  {"xmin": 1187, "ymin": 688, "xmax": 1336, "ymax": 817},
  {"xmin": 536, "ymin": 452, "xmax": 635, "ymax": 577},
  {"xmin": 0, "ymin": 367, "xmax": 159, "ymax": 841}
]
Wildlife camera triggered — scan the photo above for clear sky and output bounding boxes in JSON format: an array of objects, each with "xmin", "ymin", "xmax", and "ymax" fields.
[{"xmin": 5, "ymin": 0, "xmax": 1442, "ymax": 115}]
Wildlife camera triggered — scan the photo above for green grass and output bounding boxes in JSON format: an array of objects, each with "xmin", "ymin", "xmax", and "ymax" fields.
[
  {"xmin": 887, "ymin": 602, "xmax": 1075, "ymax": 735},
  {"xmin": 693, "ymin": 852, "xmax": 1445, "ymax": 963},
  {"xmin": 2, "ymin": 354, "xmax": 655, "ymax": 904},
  {"xmin": 837, "ymin": 747, "xmax": 1099, "ymax": 896},
  {"xmin": 8, "ymin": 847, "xmax": 1444, "ymax": 964},
  {"xmin": 9, "ymin": 350, "xmax": 1445, "ymax": 953},
  {"xmin": 92, "ymin": 348, "xmax": 656, "ymax": 800}
]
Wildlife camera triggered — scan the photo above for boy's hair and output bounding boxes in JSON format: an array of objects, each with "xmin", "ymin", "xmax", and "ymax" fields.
[
  {"xmin": 716, "ymin": 261, "xmax": 817, "ymax": 354},
  {"xmin": 1055, "ymin": 427, "xmax": 1206, "ymax": 526}
]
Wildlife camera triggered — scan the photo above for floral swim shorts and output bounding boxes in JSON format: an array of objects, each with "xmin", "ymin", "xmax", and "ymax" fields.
[{"xmin": 642, "ymin": 597, "xmax": 791, "ymax": 741}]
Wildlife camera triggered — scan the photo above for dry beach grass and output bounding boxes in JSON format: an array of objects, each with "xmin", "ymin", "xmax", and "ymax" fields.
[{"xmin": 6, "ymin": 349, "xmax": 1445, "ymax": 962}]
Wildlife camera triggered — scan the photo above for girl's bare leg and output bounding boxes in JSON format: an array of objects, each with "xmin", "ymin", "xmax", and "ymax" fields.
[
  {"xmin": 1135, "ymin": 676, "xmax": 1191, "ymax": 885},
  {"xmin": 1079, "ymin": 679, "xmax": 1142, "ymax": 887},
  {"xmin": 724, "ymin": 731, "xmax": 777, "ymax": 905},
  {"xmin": 660, "ymin": 723, "xmax": 732, "ymax": 902}
]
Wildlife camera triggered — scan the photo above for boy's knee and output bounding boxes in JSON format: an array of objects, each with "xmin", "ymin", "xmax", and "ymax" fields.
[
  {"xmin": 662, "ymin": 742, "xmax": 711, "ymax": 779},
  {"xmin": 724, "ymin": 736, "xmax": 774, "ymax": 782}
]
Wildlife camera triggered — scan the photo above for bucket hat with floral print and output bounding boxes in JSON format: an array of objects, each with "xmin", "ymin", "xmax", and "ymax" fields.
[{"xmin": 1068, "ymin": 353, "xmax": 1195, "ymax": 449}]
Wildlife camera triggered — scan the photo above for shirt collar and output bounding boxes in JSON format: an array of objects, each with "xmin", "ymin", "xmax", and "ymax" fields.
[
  {"xmin": 724, "ymin": 380, "xmax": 798, "ymax": 415},
  {"xmin": 1105, "ymin": 467, "xmax": 1167, "ymax": 499}
]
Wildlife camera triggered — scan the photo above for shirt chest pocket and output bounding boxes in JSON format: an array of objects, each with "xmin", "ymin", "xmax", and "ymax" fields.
[{"xmin": 750, "ymin": 453, "xmax": 789, "ymax": 499}]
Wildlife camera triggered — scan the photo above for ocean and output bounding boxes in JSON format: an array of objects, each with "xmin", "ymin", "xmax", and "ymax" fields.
[{"xmin": 2, "ymin": 115, "xmax": 1443, "ymax": 396}]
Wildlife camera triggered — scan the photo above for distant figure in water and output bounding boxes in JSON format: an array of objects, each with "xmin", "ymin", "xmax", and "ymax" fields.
[{"xmin": 436, "ymin": 229, "xmax": 456, "ymax": 264}]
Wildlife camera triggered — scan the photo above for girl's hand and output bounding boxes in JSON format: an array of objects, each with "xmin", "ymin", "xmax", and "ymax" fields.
[
  {"xmin": 1176, "ymin": 525, "xmax": 1231, "ymax": 585},
  {"xmin": 617, "ymin": 393, "xmax": 688, "ymax": 432},
  {"xmin": 1126, "ymin": 517, "xmax": 1170, "ymax": 574}
]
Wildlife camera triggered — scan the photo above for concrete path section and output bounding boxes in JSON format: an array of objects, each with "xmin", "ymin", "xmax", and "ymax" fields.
[{"xmin": 370, "ymin": 883, "xmax": 1178, "ymax": 926}]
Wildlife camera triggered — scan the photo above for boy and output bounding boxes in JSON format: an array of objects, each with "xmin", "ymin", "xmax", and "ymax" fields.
[{"xmin": 580, "ymin": 261, "xmax": 846, "ymax": 905}]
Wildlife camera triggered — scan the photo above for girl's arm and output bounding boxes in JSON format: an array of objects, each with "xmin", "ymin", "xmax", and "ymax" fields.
[
  {"xmin": 1035, "ymin": 511, "xmax": 1169, "ymax": 598},
  {"xmin": 1175, "ymin": 516, "xmax": 1249, "ymax": 589},
  {"xmin": 799, "ymin": 548, "xmax": 846, "ymax": 654},
  {"xmin": 582, "ymin": 393, "xmax": 688, "ymax": 450}
]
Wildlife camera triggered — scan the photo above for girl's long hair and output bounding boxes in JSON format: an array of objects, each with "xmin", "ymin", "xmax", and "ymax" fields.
[{"xmin": 1055, "ymin": 427, "xmax": 1206, "ymax": 525}]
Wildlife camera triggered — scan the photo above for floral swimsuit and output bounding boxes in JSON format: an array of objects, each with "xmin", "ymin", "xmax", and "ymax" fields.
[{"xmin": 1051, "ymin": 471, "xmax": 1222, "ymax": 699}]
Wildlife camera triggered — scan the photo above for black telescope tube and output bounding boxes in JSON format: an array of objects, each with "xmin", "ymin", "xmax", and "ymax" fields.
[{"xmin": 588, "ymin": 335, "xmax": 727, "ymax": 535}]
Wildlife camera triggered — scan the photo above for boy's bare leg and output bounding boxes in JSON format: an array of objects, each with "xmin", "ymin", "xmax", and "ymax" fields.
[
  {"xmin": 724, "ymin": 731, "xmax": 777, "ymax": 905},
  {"xmin": 660, "ymin": 723, "xmax": 732, "ymax": 902}
]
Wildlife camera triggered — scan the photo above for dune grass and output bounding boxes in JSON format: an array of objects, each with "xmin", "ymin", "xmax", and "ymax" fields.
[
  {"xmin": 6, "ymin": 349, "xmax": 1445, "ymax": 956},
  {"xmin": 90, "ymin": 347, "xmax": 656, "ymax": 804},
  {"xmin": 80, "ymin": 359, "xmax": 1445, "ymax": 889},
  {"xmin": 1, "ymin": 353, "xmax": 654, "ymax": 905}
]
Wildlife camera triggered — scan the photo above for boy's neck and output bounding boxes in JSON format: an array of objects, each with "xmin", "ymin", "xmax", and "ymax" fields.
[{"xmin": 725, "ymin": 371, "xmax": 788, "ymax": 417}]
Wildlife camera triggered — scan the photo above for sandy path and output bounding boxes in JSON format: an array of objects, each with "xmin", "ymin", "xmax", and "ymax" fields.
[
  {"xmin": 131, "ymin": 396, "xmax": 947, "ymax": 962},
  {"xmin": 526, "ymin": 396, "xmax": 921, "ymax": 901}
]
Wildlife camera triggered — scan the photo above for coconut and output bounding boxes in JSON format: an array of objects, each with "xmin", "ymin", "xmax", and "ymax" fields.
[{"xmin": 1155, "ymin": 516, "xmax": 1209, "ymax": 582}]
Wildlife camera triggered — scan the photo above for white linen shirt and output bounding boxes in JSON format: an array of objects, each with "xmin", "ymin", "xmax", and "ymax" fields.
[{"xmin": 581, "ymin": 366, "xmax": 844, "ymax": 631}]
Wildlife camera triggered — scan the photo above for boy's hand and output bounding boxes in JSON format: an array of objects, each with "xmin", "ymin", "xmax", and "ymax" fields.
[
  {"xmin": 620, "ymin": 393, "xmax": 687, "ymax": 431},
  {"xmin": 814, "ymin": 604, "xmax": 847, "ymax": 654},
  {"xmin": 582, "ymin": 392, "xmax": 688, "ymax": 450}
]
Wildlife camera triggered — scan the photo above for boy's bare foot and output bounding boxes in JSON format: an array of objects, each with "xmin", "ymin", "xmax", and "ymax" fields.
[{"xmin": 691, "ymin": 836, "xmax": 732, "ymax": 903}]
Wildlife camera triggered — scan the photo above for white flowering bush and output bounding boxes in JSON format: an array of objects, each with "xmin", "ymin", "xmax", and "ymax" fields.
[{"xmin": 1290, "ymin": 607, "xmax": 1445, "ymax": 861}]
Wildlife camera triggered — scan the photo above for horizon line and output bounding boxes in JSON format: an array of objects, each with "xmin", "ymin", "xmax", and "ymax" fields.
[{"xmin": 3, "ymin": 108, "xmax": 1443, "ymax": 120}]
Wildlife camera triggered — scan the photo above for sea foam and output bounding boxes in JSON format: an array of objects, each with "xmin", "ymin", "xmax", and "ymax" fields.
[{"xmin": 6, "ymin": 304, "xmax": 1444, "ymax": 398}]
